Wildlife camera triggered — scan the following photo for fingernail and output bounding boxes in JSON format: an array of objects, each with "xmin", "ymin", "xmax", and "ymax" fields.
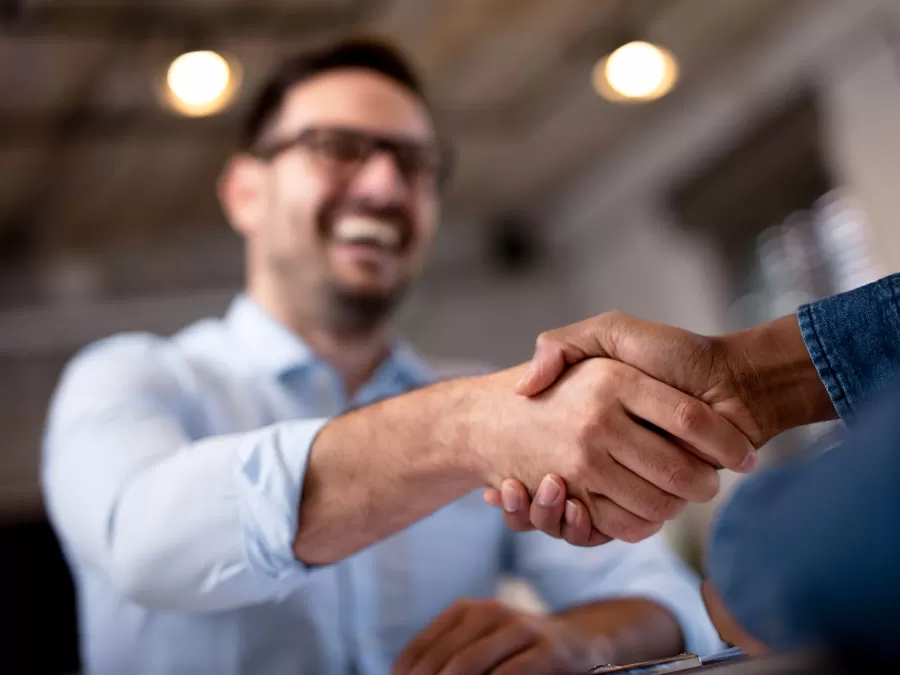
[
  {"xmin": 738, "ymin": 452, "xmax": 758, "ymax": 473},
  {"xmin": 536, "ymin": 476, "xmax": 561, "ymax": 507},
  {"xmin": 564, "ymin": 499, "xmax": 578, "ymax": 525},
  {"xmin": 501, "ymin": 482, "xmax": 521, "ymax": 513}
]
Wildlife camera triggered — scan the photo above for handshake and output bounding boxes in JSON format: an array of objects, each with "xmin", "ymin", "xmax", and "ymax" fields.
[{"xmin": 466, "ymin": 310, "xmax": 830, "ymax": 546}]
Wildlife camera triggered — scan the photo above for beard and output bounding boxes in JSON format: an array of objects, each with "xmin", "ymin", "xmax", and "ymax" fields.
[
  {"xmin": 314, "ymin": 193, "xmax": 417, "ymax": 338},
  {"xmin": 321, "ymin": 276, "xmax": 409, "ymax": 338}
]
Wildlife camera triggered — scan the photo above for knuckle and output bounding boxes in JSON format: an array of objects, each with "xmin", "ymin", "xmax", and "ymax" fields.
[
  {"xmin": 599, "ymin": 310, "xmax": 626, "ymax": 333},
  {"xmin": 568, "ymin": 443, "xmax": 597, "ymax": 478},
  {"xmin": 662, "ymin": 460, "xmax": 698, "ymax": 496},
  {"xmin": 573, "ymin": 418, "xmax": 596, "ymax": 449},
  {"xmin": 696, "ymin": 467, "xmax": 721, "ymax": 502},
  {"xmin": 587, "ymin": 357, "xmax": 619, "ymax": 385},
  {"xmin": 602, "ymin": 518, "xmax": 633, "ymax": 542},
  {"xmin": 672, "ymin": 398, "xmax": 707, "ymax": 434},
  {"xmin": 576, "ymin": 406, "xmax": 617, "ymax": 444},
  {"xmin": 535, "ymin": 330, "xmax": 558, "ymax": 350},
  {"xmin": 617, "ymin": 518, "xmax": 661, "ymax": 544},
  {"xmin": 646, "ymin": 494, "xmax": 687, "ymax": 522}
]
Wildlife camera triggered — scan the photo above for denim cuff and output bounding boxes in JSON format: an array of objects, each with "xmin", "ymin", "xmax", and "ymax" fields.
[{"xmin": 797, "ymin": 274, "xmax": 900, "ymax": 421}]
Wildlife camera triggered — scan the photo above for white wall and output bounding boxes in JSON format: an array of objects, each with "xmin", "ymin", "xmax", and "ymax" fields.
[{"xmin": 820, "ymin": 22, "xmax": 900, "ymax": 273}]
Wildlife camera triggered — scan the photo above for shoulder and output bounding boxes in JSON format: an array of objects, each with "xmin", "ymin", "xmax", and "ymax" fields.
[
  {"xmin": 65, "ymin": 331, "xmax": 172, "ymax": 375},
  {"xmin": 61, "ymin": 311, "xmax": 241, "ymax": 392},
  {"xmin": 55, "ymin": 332, "xmax": 184, "ymax": 405}
]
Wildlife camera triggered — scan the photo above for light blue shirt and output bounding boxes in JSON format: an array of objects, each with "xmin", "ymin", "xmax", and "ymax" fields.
[{"xmin": 43, "ymin": 295, "xmax": 720, "ymax": 675}]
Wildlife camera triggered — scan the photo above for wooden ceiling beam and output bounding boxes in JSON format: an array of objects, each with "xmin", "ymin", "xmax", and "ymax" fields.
[{"xmin": 2, "ymin": 1, "xmax": 363, "ymax": 40}]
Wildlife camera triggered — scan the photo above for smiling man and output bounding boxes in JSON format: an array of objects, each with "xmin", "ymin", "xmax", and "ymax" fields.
[{"xmin": 42, "ymin": 39, "xmax": 729, "ymax": 675}]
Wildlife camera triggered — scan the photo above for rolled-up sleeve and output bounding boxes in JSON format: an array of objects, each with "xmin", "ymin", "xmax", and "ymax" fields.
[
  {"xmin": 509, "ymin": 532, "xmax": 722, "ymax": 656},
  {"xmin": 798, "ymin": 273, "xmax": 900, "ymax": 420},
  {"xmin": 43, "ymin": 334, "xmax": 330, "ymax": 612}
]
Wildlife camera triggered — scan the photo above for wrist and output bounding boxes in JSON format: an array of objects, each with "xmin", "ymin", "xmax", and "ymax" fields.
[
  {"xmin": 452, "ymin": 368, "xmax": 511, "ymax": 488},
  {"xmin": 717, "ymin": 314, "xmax": 836, "ymax": 443},
  {"xmin": 426, "ymin": 377, "xmax": 487, "ymax": 484},
  {"xmin": 457, "ymin": 364, "xmax": 532, "ymax": 487}
]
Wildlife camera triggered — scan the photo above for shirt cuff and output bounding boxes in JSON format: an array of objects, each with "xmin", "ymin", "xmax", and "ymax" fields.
[
  {"xmin": 798, "ymin": 274, "xmax": 900, "ymax": 420},
  {"xmin": 235, "ymin": 417, "xmax": 330, "ymax": 599}
]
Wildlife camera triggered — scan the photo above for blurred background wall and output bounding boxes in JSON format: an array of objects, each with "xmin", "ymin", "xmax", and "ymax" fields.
[{"xmin": 2, "ymin": 0, "xmax": 900, "ymax": 670}]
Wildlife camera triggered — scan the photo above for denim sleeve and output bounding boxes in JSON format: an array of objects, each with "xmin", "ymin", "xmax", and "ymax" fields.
[
  {"xmin": 705, "ymin": 379, "xmax": 900, "ymax": 660},
  {"xmin": 798, "ymin": 274, "xmax": 900, "ymax": 420}
]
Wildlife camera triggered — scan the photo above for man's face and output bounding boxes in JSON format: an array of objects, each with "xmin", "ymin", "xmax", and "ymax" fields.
[{"xmin": 239, "ymin": 68, "xmax": 441, "ymax": 318}]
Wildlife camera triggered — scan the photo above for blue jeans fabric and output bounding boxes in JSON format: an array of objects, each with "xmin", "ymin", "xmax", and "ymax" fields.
[{"xmin": 706, "ymin": 274, "xmax": 900, "ymax": 658}]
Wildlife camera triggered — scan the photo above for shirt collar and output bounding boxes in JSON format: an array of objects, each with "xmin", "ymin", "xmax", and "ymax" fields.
[{"xmin": 224, "ymin": 294, "xmax": 435, "ymax": 388}]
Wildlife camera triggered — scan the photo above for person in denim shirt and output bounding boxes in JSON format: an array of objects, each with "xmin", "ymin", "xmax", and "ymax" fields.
[{"xmin": 489, "ymin": 274, "xmax": 900, "ymax": 660}]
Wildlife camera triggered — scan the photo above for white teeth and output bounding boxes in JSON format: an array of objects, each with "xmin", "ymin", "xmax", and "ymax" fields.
[{"xmin": 333, "ymin": 216, "xmax": 401, "ymax": 249}]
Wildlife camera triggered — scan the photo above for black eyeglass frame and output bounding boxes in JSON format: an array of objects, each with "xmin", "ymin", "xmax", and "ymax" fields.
[{"xmin": 249, "ymin": 125, "xmax": 455, "ymax": 189}]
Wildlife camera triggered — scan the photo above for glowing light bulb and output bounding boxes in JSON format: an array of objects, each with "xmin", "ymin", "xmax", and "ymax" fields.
[
  {"xmin": 593, "ymin": 41, "xmax": 678, "ymax": 103},
  {"xmin": 164, "ymin": 50, "xmax": 239, "ymax": 117}
]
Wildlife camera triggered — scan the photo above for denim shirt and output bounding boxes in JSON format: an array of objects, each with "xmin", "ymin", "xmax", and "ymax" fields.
[{"xmin": 706, "ymin": 274, "xmax": 900, "ymax": 658}]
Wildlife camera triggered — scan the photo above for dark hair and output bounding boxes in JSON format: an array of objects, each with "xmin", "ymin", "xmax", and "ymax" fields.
[{"xmin": 241, "ymin": 37, "xmax": 428, "ymax": 150}]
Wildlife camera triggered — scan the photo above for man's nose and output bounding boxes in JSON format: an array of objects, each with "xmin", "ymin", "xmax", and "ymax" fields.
[{"xmin": 348, "ymin": 151, "xmax": 410, "ymax": 204}]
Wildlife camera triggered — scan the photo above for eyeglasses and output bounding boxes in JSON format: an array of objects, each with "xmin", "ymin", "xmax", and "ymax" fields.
[{"xmin": 251, "ymin": 126, "xmax": 454, "ymax": 189}]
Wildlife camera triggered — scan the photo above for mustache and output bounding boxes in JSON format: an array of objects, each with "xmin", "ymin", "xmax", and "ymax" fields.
[{"xmin": 317, "ymin": 197, "xmax": 415, "ymax": 250}]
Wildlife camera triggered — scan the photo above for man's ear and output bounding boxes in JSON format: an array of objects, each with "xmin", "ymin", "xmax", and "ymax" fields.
[{"xmin": 218, "ymin": 154, "xmax": 268, "ymax": 238}]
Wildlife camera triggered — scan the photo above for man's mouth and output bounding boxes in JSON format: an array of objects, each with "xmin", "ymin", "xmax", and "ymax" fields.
[{"xmin": 331, "ymin": 215, "xmax": 403, "ymax": 252}]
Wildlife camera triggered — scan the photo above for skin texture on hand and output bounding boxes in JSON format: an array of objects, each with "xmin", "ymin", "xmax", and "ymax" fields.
[
  {"xmin": 516, "ymin": 312, "xmax": 765, "ymax": 447},
  {"xmin": 468, "ymin": 359, "xmax": 753, "ymax": 544},
  {"xmin": 392, "ymin": 596, "xmax": 683, "ymax": 675},
  {"xmin": 517, "ymin": 311, "xmax": 834, "ymax": 448},
  {"xmin": 485, "ymin": 311, "xmax": 836, "ymax": 544},
  {"xmin": 296, "ymin": 355, "xmax": 754, "ymax": 563}
]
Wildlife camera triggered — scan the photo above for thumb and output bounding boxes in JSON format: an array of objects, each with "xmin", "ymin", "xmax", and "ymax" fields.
[
  {"xmin": 517, "ymin": 317, "xmax": 614, "ymax": 396},
  {"xmin": 516, "ymin": 341, "xmax": 567, "ymax": 396}
]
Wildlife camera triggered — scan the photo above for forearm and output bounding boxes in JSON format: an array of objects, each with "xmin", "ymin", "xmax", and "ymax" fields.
[
  {"xmin": 293, "ymin": 370, "xmax": 525, "ymax": 564},
  {"xmin": 718, "ymin": 314, "xmax": 836, "ymax": 441},
  {"xmin": 720, "ymin": 275, "xmax": 900, "ymax": 436},
  {"xmin": 558, "ymin": 598, "xmax": 684, "ymax": 667}
]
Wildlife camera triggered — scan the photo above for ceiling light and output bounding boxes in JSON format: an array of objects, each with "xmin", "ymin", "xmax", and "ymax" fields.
[
  {"xmin": 164, "ymin": 50, "xmax": 241, "ymax": 117},
  {"xmin": 593, "ymin": 41, "xmax": 679, "ymax": 103}
]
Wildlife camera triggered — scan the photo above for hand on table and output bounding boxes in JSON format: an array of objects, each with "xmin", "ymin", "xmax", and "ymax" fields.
[{"xmin": 392, "ymin": 598, "xmax": 603, "ymax": 675}]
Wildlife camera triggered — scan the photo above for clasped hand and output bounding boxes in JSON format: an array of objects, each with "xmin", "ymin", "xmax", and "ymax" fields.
[{"xmin": 480, "ymin": 311, "xmax": 768, "ymax": 546}]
